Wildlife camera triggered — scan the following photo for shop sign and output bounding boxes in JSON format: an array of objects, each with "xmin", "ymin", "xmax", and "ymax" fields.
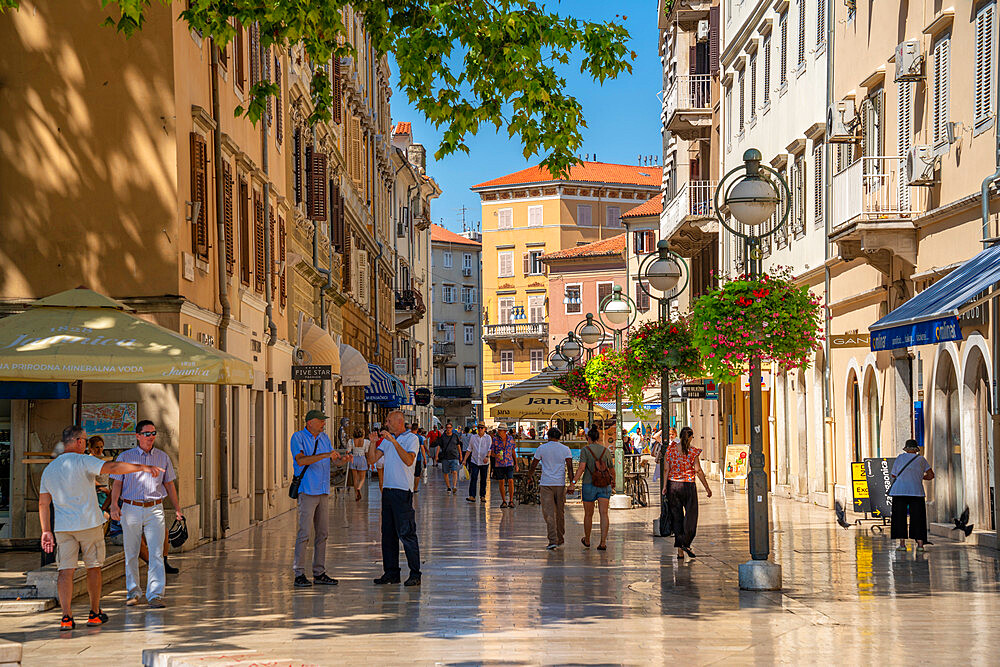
[
  {"xmin": 291, "ymin": 365, "xmax": 332, "ymax": 381},
  {"xmin": 394, "ymin": 357, "xmax": 408, "ymax": 375},
  {"xmin": 862, "ymin": 457, "xmax": 896, "ymax": 518},
  {"xmin": 414, "ymin": 388, "xmax": 431, "ymax": 406},
  {"xmin": 830, "ymin": 333, "xmax": 870, "ymax": 348},
  {"xmin": 723, "ymin": 444, "xmax": 749, "ymax": 480},
  {"xmin": 851, "ymin": 462, "xmax": 871, "ymax": 513},
  {"xmin": 681, "ymin": 383, "xmax": 706, "ymax": 399},
  {"xmin": 959, "ymin": 290, "xmax": 989, "ymax": 328}
]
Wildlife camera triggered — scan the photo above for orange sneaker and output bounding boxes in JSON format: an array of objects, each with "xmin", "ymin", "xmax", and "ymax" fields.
[
  {"xmin": 60, "ymin": 615, "xmax": 75, "ymax": 631},
  {"xmin": 87, "ymin": 610, "xmax": 108, "ymax": 626}
]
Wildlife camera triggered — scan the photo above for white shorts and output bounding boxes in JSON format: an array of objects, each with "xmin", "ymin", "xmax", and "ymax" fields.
[{"xmin": 56, "ymin": 525, "xmax": 106, "ymax": 570}]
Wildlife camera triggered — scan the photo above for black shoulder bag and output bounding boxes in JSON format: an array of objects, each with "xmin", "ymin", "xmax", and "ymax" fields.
[{"xmin": 289, "ymin": 436, "xmax": 320, "ymax": 500}]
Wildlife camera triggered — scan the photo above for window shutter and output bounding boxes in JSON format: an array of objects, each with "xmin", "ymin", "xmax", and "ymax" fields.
[
  {"xmin": 332, "ymin": 57, "xmax": 343, "ymax": 125},
  {"xmin": 253, "ymin": 192, "xmax": 265, "ymax": 292},
  {"xmin": 817, "ymin": 0, "xmax": 826, "ymax": 45},
  {"xmin": 598, "ymin": 283, "xmax": 612, "ymax": 307},
  {"xmin": 522, "ymin": 252, "xmax": 530, "ymax": 275},
  {"xmin": 646, "ymin": 231, "xmax": 656, "ymax": 252},
  {"xmin": 279, "ymin": 215, "xmax": 287, "ymax": 307},
  {"xmin": 342, "ymin": 229, "xmax": 352, "ymax": 290},
  {"xmin": 264, "ymin": 47, "xmax": 272, "ymax": 129},
  {"xmin": 330, "ymin": 182, "xmax": 343, "ymax": 250},
  {"xmin": 269, "ymin": 209, "xmax": 277, "ymax": 299},
  {"xmin": 249, "ymin": 23, "xmax": 260, "ymax": 87},
  {"xmin": 738, "ymin": 70, "xmax": 745, "ymax": 133},
  {"xmin": 274, "ymin": 56, "xmax": 283, "ymax": 145},
  {"xmin": 239, "ymin": 178, "xmax": 250, "ymax": 285},
  {"xmin": 974, "ymin": 3, "xmax": 995, "ymax": 130},
  {"xmin": 763, "ymin": 36, "xmax": 771, "ymax": 104},
  {"xmin": 189, "ymin": 133, "xmax": 209, "ymax": 259},
  {"xmin": 235, "ymin": 21, "xmax": 245, "ymax": 90},
  {"xmin": 307, "ymin": 150, "xmax": 328, "ymax": 221},
  {"xmin": 223, "ymin": 161, "xmax": 234, "ymax": 275},
  {"xmin": 932, "ymin": 36, "xmax": 951, "ymax": 146},
  {"xmin": 689, "ymin": 45, "xmax": 697, "ymax": 76},
  {"xmin": 750, "ymin": 54, "xmax": 757, "ymax": 117},
  {"xmin": 797, "ymin": 0, "xmax": 806, "ymax": 67},
  {"xmin": 709, "ymin": 6, "xmax": 720, "ymax": 74},
  {"xmin": 813, "ymin": 142, "xmax": 824, "ymax": 227},
  {"xmin": 780, "ymin": 12, "xmax": 788, "ymax": 85},
  {"xmin": 897, "ymin": 82, "xmax": 913, "ymax": 210},
  {"xmin": 293, "ymin": 129, "xmax": 302, "ymax": 205}
]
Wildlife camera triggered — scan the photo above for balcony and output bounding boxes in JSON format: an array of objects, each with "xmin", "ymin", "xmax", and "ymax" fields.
[
  {"xmin": 483, "ymin": 322, "xmax": 548, "ymax": 346},
  {"xmin": 662, "ymin": 75, "xmax": 713, "ymax": 140},
  {"xmin": 434, "ymin": 385, "xmax": 474, "ymax": 400},
  {"xmin": 661, "ymin": 181, "xmax": 718, "ymax": 257},
  {"xmin": 433, "ymin": 341, "xmax": 455, "ymax": 362},
  {"xmin": 394, "ymin": 289, "xmax": 426, "ymax": 329},
  {"xmin": 830, "ymin": 156, "xmax": 924, "ymax": 273}
]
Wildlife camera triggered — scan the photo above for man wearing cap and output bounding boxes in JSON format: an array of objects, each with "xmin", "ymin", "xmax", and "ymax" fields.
[{"xmin": 290, "ymin": 409, "xmax": 342, "ymax": 588}]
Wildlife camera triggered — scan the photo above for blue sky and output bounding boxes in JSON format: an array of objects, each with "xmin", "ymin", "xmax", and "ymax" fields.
[{"xmin": 389, "ymin": 0, "xmax": 662, "ymax": 234}]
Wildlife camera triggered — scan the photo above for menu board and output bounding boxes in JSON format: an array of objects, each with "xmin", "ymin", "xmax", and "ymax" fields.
[
  {"xmin": 723, "ymin": 444, "xmax": 750, "ymax": 480},
  {"xmin": 82, "ymin": 402, "xmax": 138, "ymax": 450}
]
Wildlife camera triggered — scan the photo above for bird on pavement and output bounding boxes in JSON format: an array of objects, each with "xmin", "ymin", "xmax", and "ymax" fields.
[
  {"xmin": 834, "ymin": 501, "xmax": 851, "ymax": 530},
  {"xmin": 953, "ymin": 506, "xmax": 974, "ymax": 537}
]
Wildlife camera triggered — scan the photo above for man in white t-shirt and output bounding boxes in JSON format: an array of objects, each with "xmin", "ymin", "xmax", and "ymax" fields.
[
  {"xmin": 366, "ymin": 410, "xmax": 421, "ymax": 586},
  {"xmin": 529, "ymin": 428, "xmax": 574, "ymax": 550},
  {"xmin": 39, "ymin": 425, "xmax": 163, "ymax": 631}
]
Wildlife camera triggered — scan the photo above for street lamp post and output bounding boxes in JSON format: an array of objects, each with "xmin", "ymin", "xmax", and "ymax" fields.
[
  {"xmin": 713, "ymin": 149, "xmax": 791, "ymax": 591},
  {"xmin": 637, "ymin": 241, "xmax": 689, "ymax": 483},
  {"xmin": 600, "ymin": 285, "xmax": 638, "ymax": 509}
]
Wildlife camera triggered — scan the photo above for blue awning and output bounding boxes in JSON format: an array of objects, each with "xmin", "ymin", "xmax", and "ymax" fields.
[
  {"xmin": 365, "ymin": 364, "xmax": 397, "ymax": 404},
  {"xmin": 597, "ymin": 402, "xmax": 662, "ymax": 412},
  {"xmin": 869, "ymin": 244, "xmax": 1000, "ymax": 351}
]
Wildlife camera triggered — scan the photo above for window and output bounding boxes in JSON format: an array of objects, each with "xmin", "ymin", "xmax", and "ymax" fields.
[
  {"xmin": 597, "ymin": 282, "xmax": 614, "ymax": 310},
  {"xmin": 792, "ymin": 153, "xmax": 805, "ymax": 236},
  {"xmin": 779, "ymin": 11, "xmax": 788, "ymax": 86},
  {"xmin": 817, "ymin": 0, "xmax": 826, "ymax": 46},
  {"xmin": 749, "ymin": 53, "xmax": 757, "ymax": 120},
  {"xmin": 564, "ymin": 284, "xmax": 582, "ymax": 314},
  {"xmin": 442, "ymin": 284, "xmax": 457, "ymax": 303},
  {"xmin": 813, "ymin": 141, "xmax": 824, "ymax": 227},
  {"xmin": 498, "ymin": 251, "xmax": 514, "ymax": 277},
  {"xmin": 577, "ymin": 204, "xmax": 593, "ymax": 226},
  {"xmin": 463, "ymin": 253, "xmax": 473, "ymax": 269},
  {"xmin": 464, "ymin": 324, "xmax": 475, "ymax": 344},
  {"xmin": 461, "ymin": 286, "xmax": 477, "ymax": 304},
  {"xmin": 725, "ymin": 86, "xmax": 733, "ymax": 144},
  {"xmin": 974, "ymin": 2, "xmax": 996, "ymax": 133},
  {"xmin": 528, "ymin": 295, "xmax": 545, "ymax": 323},
  {"xmin": 445, "ymin": 366, "xmax": 457, "ymax": 386},
  {"xmin": 499, "ymin": 297, "xmax": 514, "ymax": 324},
  {"xmin": 189, "ymin": 133, "xmax": 209, "ymax": 259},
  {"xmin": 861, "ymin": 87, "xmax": 884, "ymax": 158},
  {"xmin": 222, "ymin": 162, "xmax": 234, "ymax": 275},
  {"xmin": 763, "ymin": 35, "xmax": 771, "ymax": 105},
  {"xmin": 523, "ymin": 250, "xmax": 544, "ymax": 275},
  {"xmin": 498, "ymin": 208, "xmax": 513, "ymax": 229},
  {"xmin": 443, "ymin": 323, "xmax": 455, "ymax": 342},
  {"xmin": 528, "ymin": 205, "xmax": 543, "ymax": 228},
  {"xmin": 738, "ymin": 68, "xmax": 745, "ymax": 134},
  {"xmin": 932, "ymin": 34, "xmax": 951, "ymax": 149},
  {"xmin": 234, "ymin": 21, "xmax": 246, "ymax": 91},
  {"xmin": 238, "ymin": 177, "xmax": 250, "ymax": 285},
  {"xmin": 465, "ymin": 367, "xmax": 476, "ymax": 387},
  {"xmin": 530, "ymin": 349, "xmax": 544, "ymax": 373},
  {"xmin": 253, "ymin": 190, "xmax": 265, "ymax": 293},
  {"xmin": 633, "ymin": 230, "xmax": 656, "ymax": 254},
  {"xmin": 635, "ymin": 281, "xmax": 651, "ymax": 312},
  {"xmin": 606, "ymin": 206, "xmax": 621, "ymax": 228},
  {"xmin": 797, "ymin": 0, "xmax": 806, "ymax": 68},
  {"xmin": 443, "ymin": 251, "xmax": 453, "ymax": 268},
  {"xmin": 500, "ymin": 350, "xmax": 514, "ymax": 374}
]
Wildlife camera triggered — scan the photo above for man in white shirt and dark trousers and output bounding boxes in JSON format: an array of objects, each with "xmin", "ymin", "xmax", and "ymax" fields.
[
  {"xmin": 109, "ymin": 419, "xmax": 183, "ymax": 609},
  {"xmin": 529, "ymin": 428, "xmax": 574, "ymax": 550},
  {"xmin": 40, "ymin": 425, "xmax": 163, "ymax": 630},
  {"xmin": 367, "ymin": 410, "xmax": 421, "ymax": 586},
  {"xmin": 463, "ymin": 423, "xmax": 493, "ymax": 503}
]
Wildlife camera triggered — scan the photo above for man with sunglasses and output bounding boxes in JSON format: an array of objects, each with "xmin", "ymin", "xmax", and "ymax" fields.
[
  {"xmin": 109, "ymin": 419, "xmax": 182, "ymax": 609},
  {"xmin": 462, "ymin": 423, "xmax": 493, "ymax": 503}
]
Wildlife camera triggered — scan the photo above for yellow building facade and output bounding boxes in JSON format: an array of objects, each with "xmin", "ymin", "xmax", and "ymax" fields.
[{"xmin": 472, "ymin": 163, "xmax": 660, "ymax": 423}]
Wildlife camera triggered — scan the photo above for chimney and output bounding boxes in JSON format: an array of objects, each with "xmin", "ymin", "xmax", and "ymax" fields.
[{"xmin": 407, "ymin": 143, "xmax": 426, "ymax": 173}]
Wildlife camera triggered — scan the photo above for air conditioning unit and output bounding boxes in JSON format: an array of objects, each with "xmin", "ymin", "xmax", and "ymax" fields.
[
  {"xmin": 396, "ymin": 223, "xmax": 406, "ymax": 238},
  {"xmin": 437, "ymin": 322, "xmax": 448, "ymax": 332},
  {"xmin": 462, "ymin": 267, "xmax": 473, "ymax": 277},
  {"xmin": 905, "ymin": 145, "xmax": 937, "ymax": 186},
  {"xmin": 826, "ymin": 100, "xmax": 856, "ymax": 143},
  {"xmin": 894, "ymin": 40, "xmax": 924, "ymax": 82},
  {"xmin": 464, "ymin": 303, "xmax": 476, "ymax": 312},
  {"xmin": 697, "ymin": 20, "xmax": 710, "ymax": 43}
]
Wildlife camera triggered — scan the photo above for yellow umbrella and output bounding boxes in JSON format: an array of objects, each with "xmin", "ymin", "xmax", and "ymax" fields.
[
  {"xmin": 490, "ymin": 386, "xmax": 610, "ymax": 421},
  {"xmin": 0, "ymin": 288, "xmax": 253, "ymax": 384}
]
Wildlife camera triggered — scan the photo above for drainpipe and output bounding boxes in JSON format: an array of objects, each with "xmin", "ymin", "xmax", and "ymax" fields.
[
  {"xmin": 822, "ymin": 0, "xmax": 835, "ymax": 508},
  {"xmin": 210, "ymin": 42, "xmax": 231, "ymax": 535},
  {"xmin": 982, "ymin": 45, "xmax": 1000, "ymax": 536},
  {"xmin": 261, "ymin": 35, "xmax": 277, "ymax": 347}
]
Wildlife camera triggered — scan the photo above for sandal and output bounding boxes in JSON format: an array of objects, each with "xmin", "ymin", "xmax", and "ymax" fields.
[
  {"xmin": 597, "ymin": 544, "xmax": 607, "ymax": 551},
  {"xmin": 581, "ymin": 537, "xmax": 591, "ymax": 549},
  {"xmin": 682, "ymin": 547, "xmax": 696, "ymax": 559}
]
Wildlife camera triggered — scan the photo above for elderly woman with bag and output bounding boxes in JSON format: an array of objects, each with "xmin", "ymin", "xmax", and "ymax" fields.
[
  {"xmin": 889, "ymin": 439, "xmax": 935, "ymax": 552},
  {"xmin": 570, "ymin": 425, "xmax": 613, "ymax": 550}
]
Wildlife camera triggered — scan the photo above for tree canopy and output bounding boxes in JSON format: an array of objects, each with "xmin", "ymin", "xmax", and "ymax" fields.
[{"xmin": 1, "ymin": 0, "xmax": 634, "ymax": 177}]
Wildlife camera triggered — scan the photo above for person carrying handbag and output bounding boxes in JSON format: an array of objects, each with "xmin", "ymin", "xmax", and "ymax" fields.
[
  {"xmin": 889, "ymin": 439, "xmax": 935, "ymax": 552},
  {"xmin": 289, "ymin": 410, "xmax": 342, "ymax": 588}
]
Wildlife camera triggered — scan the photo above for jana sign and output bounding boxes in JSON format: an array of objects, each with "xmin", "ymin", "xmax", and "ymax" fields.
[{"xmin": 291, "ymin": 364, "xmax": 332, "ymax": 381}]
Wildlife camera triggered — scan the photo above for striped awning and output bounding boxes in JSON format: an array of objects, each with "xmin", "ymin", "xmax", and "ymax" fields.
[{"xmin": 365, "ymin": 364, "xmax": 398, "ymax": 404}]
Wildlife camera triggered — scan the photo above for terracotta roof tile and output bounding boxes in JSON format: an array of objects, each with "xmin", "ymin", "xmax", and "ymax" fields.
[
  {"xmin": 540, "ymin": 234, "xmax": 626, "ymax": 261},
  {"xmin": 472, "ymin": 161, "xmax": 661, "ymax": 189},
  {"xmin": 393, "ymin": 121, "xmax": 412, "ymax": 136},
  {"xmin": 430, "ymin": 223, "xmax": 481, "ymax": 247},
  {"xmin": 620, "ymin": 192, "xmax": 664, "ymax": 219}
]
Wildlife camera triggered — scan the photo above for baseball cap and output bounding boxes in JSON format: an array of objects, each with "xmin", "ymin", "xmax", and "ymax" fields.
[{"xmin": 305, "ymin": 409, "xmax": 329, "ymax": 422}]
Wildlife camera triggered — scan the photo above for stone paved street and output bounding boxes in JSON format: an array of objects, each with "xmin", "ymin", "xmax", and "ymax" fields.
[{"xmin": 3, "ymin": 473, "xmax": 1000, "ymax": 665}]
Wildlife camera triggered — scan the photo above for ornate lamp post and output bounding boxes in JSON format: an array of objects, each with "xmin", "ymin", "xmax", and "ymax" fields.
[
  {"xmin": 599, "ymin": 286, "xmax": 638, "ymax": 509},
  {"xmin": 636, "ymin": 241, "xmax": 689, "ymax": 479},
  {"xmin": 713, "ymin": 148, "xmax": 790, "ymax": 591},
  {"xmin": 573, "ymin": 314, "xmax": 607, "ymax": 425}
]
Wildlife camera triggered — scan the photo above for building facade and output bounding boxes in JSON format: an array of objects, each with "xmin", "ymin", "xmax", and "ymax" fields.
[
  {"xmin": 430, "ymin": 225, "xmax": 483, "ymax": 427},
  {"xmin": 472, "ymin": 162, "xmax": 661, "ymax": 424}
]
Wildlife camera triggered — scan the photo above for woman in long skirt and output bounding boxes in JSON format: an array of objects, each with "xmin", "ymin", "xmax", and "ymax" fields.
[{"xmin": 663, "ymin": 427, "xmax": 713, "ymax": 559}]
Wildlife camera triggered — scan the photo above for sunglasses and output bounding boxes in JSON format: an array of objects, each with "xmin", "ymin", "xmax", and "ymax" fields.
[{"xmin": 139, "ymin": 431, "xmax": 156, "ymax": 437}]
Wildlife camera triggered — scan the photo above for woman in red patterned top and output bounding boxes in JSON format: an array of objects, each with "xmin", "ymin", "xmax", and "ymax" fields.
[{"xmin": 662, "ymin": 426, "xmax": 712, "ymax": 559}]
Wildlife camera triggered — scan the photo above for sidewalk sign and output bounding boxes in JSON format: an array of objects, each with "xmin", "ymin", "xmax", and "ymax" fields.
[
  {"xmin": 851, "ymin": 462, "xmax": 871, "ymax": 513},
  {"xmin": 863, "ymin": 457, "xmax": 896, "ymax": 518},
  {"xmin": 724, "ymin": 444, "xmax": 750, "ymax": 481}
]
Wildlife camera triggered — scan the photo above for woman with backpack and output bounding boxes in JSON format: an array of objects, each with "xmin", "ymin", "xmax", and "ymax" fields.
[
  {"xmin": 663, "ymin": 426, "xmax": 712, "ymax": 559},
  {"xmin": 570, "ymin": 425, "xmax": 613, "ymax": 550}
]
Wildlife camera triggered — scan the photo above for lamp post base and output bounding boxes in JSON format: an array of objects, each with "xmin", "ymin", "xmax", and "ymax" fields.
[
  {"xmin": 738, "ymin": 560, "xmax": 782, "ymax": 591},
  {"xmin": 609, "ymin": 493, "xmax": 633, "ymax": 510}
]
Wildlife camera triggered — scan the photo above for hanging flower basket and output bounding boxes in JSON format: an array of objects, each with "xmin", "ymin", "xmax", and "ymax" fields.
[
  {"xmin": 691, "ymin": 267, "xmax": 822, "ymax": 384},
  {"xmin": 551, "ymin": 367, "xmax": 591, "ymax": 402},
  {"xmin": 624, "ymin": 317, "xmax": 704, "ymax": 381},
  {"xmin": 583, "ymin": 349, "xmax": 646, "ymax": 408}
]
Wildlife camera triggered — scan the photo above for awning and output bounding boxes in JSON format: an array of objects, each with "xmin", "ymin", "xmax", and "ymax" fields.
[
  {"xmin": 490, "ymin": 386, "xmax": 611, "ymax": 421},
  {"xmin": 365, "ymin": 364, "xmax": 403, "ymax": 406},
  {"xmin": 297, "ymin": 321, "xmax": 341, "ymax": 376},
  {"xmin": 486, "ymin": 368, "xmax": 565, "ymax": 403},
  {"xmin": 0, "ymin": 288, "xmax": 253, "ymax": 384},
  {"xmin": 338, "ymin": 341, "xmax": 371, "ymax": 387},
  {"xmin": 596, "ymin": 402, "xmax": 662, "ymax": 412},
  {"xmin": 869, "ymin": 244, "xmax": 1000, "ymax": 351}
]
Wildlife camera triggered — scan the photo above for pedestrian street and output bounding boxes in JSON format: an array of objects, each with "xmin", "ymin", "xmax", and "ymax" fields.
[{"xmin": 3, "ymin": 472, "xmax": 1000, "ymax": 666}]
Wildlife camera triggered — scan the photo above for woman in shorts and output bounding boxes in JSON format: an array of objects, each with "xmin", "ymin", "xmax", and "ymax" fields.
[{"xmin": 348, "ymin": 427, "xmax": 369, "ymax": 501}]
